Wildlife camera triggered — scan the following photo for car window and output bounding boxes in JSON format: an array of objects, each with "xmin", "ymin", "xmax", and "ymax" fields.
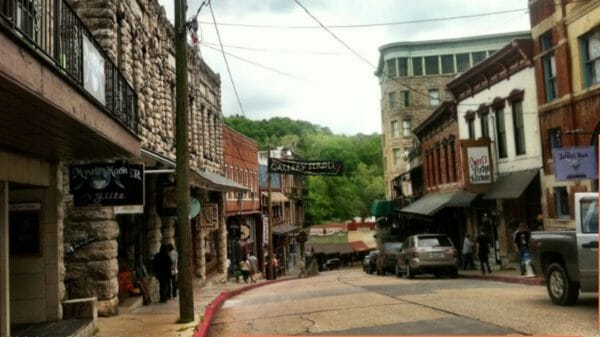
[
  {"xmin": 581, "ymin": 199, "xmax": 598, "ymax": 234},
  {"xmin": 417, "ymin": 236, "xmax": 453, "ymax": 247},
  {"xmin": 383, "ymin": 242, "xmax": 403, "ymax": 253}
]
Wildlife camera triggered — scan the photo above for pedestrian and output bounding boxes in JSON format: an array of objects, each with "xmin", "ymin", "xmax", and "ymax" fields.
[
  {"xmin": 475, "ymin": 227, "xmax": 492, "ymax": 275},
  {"xmin": 239, "ymin": 256, "xmax": 251, "ymax": 283},
  {"xmin": 462, "ymin": 232, "xmax": 475, "ymax": 270},
  {"xmin": 167, "ymin": 243, "xmax": 178, "ymax": 299},
  {"xmin": 514, "ymin": 222, "xmax": 531, "ymax": 276},
  {"xmin": 297, "ymin": 259, "xmax": 306, "ymax": 278},
  {"xmin": 153, "ymin": 244, "xmax": 172, "ymax": 303},
  {"xmin": 248, "ymin": 253, "xmax": 258, "ymax": 283},
  {"xmin": 226, "ymin": 257, "xmax": 233, "ymax": 281}
]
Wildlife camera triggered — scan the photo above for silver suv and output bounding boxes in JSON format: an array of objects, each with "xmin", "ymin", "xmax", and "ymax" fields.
[{"xmin": 396, "ymin": 234, "xmax": 459, "ymax": 278}]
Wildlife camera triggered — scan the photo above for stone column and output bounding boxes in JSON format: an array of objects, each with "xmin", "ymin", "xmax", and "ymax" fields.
[
  {"xmin": 161, "ymin": 217, "xmax": 175, "ymax": 246},
  {"xmin": 146, "ymin": 176, "xmax": 162, "ymax": 257},
  {"xmin": 217, "ymin": 192, "xmax": 227, "ymax": 275}
]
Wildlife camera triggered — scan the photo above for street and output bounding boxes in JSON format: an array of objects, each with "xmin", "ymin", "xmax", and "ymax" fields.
[{"xmin": 208, "ymin": 267, "xmax": 598, "ymax": 336}]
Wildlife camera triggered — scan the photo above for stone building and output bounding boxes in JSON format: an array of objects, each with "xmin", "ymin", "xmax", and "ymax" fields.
[
  {"xmin": 529, "ymin": 0, "xmax": 600, "ymax": 229},
  {"xmin": 374, "ymin": 31, "xmax": 531, "ymax": 202}
]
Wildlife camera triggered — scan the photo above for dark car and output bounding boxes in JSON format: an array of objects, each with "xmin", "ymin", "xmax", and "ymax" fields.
[
  {"xmin": 321, "ymin": 258, "xmax": 341, "ymax": 271},
  {"xmin": 363, "ymin": 250, "xmax": 379, "ymax": 274},
  {"xmin": 377, "ymin": 242, "xmax": 403, "ymax": 275}
]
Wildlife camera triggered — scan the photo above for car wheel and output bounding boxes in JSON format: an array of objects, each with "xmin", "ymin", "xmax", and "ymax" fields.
[
  {"xmin": 449, "ymin": 268, "xmax": 458, "ymax": 279},
  {"xmin": 546, "ymin": 263, "xmax": 579, "ymax": 305},
  {"xmin": 404, "ymin": 262, "xmax": 414, "ymax": 279}
]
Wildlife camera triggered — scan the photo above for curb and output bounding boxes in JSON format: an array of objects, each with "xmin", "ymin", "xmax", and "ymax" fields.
[
  {"xmin": 193, "ymin": 278, "xmax": 292, "ymax": 337},
  {"xmin": 460, "ymin": 274, "xmax": 545, "ymax": 286}
]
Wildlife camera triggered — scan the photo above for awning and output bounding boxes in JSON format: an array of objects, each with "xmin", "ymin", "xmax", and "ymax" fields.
[
  {"xmin": 309, "ymin": 243, "xmax": 353, "ymax": 255},
  {"xmin": 399, "ymin": 190, "xmax": 477, "ymax": 216},
  {"xmin": 370, "ymin": 200, "xmax": 395, "ymax": 217},
  {"xmin": 349, "ymin": 241, "xmax": 370, "ymax": 252},
  {"xmin": 261, "ymin": 191, "xmax": 289, "ymax": 203},
  {"xmin": 191, "ymin": 169, "xmax": 248, "ymax": 193},
  {"xmin": 272, "ymin": 224, "xmax": 299, "ymax": 235},
  {"xmin": 483, "ymin": 169, "xmax": 539, "ymax": 200}
]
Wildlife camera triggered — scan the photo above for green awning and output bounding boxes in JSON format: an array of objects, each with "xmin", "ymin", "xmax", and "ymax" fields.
[
  {"xmin": 399, "ymin": 190, "xmax": 477, "ymax": 216},
  {"xmin": 370, "ymin": 200, "xmax": 395, "ymax": 217}
]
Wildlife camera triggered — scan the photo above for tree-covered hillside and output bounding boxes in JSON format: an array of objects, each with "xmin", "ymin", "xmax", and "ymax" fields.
[{"xmin": 224, "ymin": 115, "xmax": 384, "ymax": 224}]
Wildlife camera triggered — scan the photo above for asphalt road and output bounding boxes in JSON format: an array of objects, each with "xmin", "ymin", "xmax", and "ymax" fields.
[{"xmin": 208, "ymin": 267, "xmax": 598, "ymax": 337}]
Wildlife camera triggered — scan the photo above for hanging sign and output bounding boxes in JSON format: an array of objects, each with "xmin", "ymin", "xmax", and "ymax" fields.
[
  {"xmin": 69, "ymin": 162, "xmax": 144, "ymax": 207},
  {"xmin": 467, "ymin": 146, "xmax": 491, "ymax": 184},
  {"xmin": 268, "ymin": 158, "xmax": 343, "ymax": 176},
  {"xmin": 553, "ymin": 146, "xmax": 598, "ymax": 181}
]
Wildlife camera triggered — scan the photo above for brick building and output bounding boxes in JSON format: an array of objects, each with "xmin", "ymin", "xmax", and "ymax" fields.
[{"xmin": 529, "ymin": 0, "xmax": 600, "ymax": 229}]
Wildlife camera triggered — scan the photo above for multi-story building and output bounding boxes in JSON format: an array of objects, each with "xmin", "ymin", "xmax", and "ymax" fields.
[
  {"xmin": 375, "ymin": 31, "xmax": 531, "ymax": 202},
  {"xmin": 529, "ymin": 0, "xmax": 600, "ymax": 229},
  {"xmin": 223, "ymin": 126, "xmax": 261, "ymax": 270},
  {"xmin": 448, "ymin": 38, "xmax": 543, "ymax": 265}
]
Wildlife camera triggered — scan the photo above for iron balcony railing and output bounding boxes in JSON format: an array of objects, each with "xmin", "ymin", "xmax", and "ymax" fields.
[{"xmin": 0, "ymin": 0, "xmax": 138, "ymax": 133}]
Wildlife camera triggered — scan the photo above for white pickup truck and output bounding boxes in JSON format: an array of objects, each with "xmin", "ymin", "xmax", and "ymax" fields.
[{"xmin": 530, "ymin": 192, "xmax": 598, "ymax": 305}]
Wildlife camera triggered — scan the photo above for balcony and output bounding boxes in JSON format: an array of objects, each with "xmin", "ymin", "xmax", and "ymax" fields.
[{"xmin": 0, "ymin": 0, "xmax": 139, "ymax": 160}]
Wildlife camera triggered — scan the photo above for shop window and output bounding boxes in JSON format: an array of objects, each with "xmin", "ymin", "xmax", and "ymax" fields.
[
  {"xmin": 554, "ymin": 186, "xmax": 570, "ymax": 219},
  {"xmin": 512, "ymin": 101, "xmax": 526, "ymax": 155},
  {"xmin": 425, "ymin": 56, "xmax": 439, "ymax": 75},
  {"xmin": 456, "ymin": 53, "xmax": 470, "ymax": 72},
  {"xmin": 580, "ymin": 28, "xmax": 600, "ymax": 87},
  {"xmin": 412, "ymin": 57, "xmax": 423, "ymax": 76}
]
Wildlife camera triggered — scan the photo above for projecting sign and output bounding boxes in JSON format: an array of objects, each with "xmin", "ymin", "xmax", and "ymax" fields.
[
  {"xmin": 467, "ymin": 146, "xmax": 491, "ymax": 184},
  {"xmin": 552, "ymin": 146, "xmax": 598, "ymax": 181},
  {"xmin": 268, "ymin": 158, "xmax": 343, "ymax": 176},
  {"xmin": 69, "ymin": 162, "xmax": 144, "ymax": 207}
]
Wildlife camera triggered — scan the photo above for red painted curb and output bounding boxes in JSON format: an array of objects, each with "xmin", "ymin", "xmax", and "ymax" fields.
[{"xmin": 193, "ymin": 278, "xmax": 291, "ymax": 337}]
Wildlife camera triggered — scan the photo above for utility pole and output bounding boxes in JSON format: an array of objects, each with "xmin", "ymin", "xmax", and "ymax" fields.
[
  {"xmin": 267, "ymin": 145, "xmax": 274, "ymax": 280},
  {"xmin": 175, "ymin": 0, "xmax": 194, "ymax": 322}
]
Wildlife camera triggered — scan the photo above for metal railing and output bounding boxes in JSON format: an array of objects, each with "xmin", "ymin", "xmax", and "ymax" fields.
[{"xmin": 0, "ymin": 0, "xmax": 138, "ymax": 133}]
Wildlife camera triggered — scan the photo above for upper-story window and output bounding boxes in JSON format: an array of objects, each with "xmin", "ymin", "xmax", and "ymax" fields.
[
  {"xmin": 393, "ymin": 148, "xmax": 402, "ymax": 166},
  {"xmin": 480, "ymin": 114, "xmax": 489, "ymax": 138},
  {"xmin": 425, "ymin": 56, "xmax": 439, "ymax": 75},
  {"xmin": 472, "ymin": 51, "xmax": 486, "ymax": 65},
  {"xmin": 581, "ymin": 28, "xmax": 600, "ymax": 87},
  {"xmin": 401, "ymin": 90, "xmax": 410, "ymax": 107},
  {"xmin": 391, "ymin": 120, "xmax": 400, "ymax": 138},
  {"xmin": 549, "ymin": 127, "xmax": 562, "ymax": 151},
  {"xmin": 412, "ymin": 57, "xmax": 423, "ymax": 76},
  {"xmin": 540, "ymin": 30, "xmax": 557, "ymax": 101},
  {"xmin": 428, "ymin": 89, "xmax": 439, "ymax": 106},
  {"xmin": 398, "ymin": 57, "xmax": 408, "ymax": 77},
  {"xmin": 456, "ymin": 53, "xmax": 470, "ymax": 72},
  {"xmin": 388, "ymin": 91, "xmax": 397, "ymax": 109},
  {"xmin": 512, "ymin": 101, "xmax": 526, "ymax": 155},
  {"xmin": 494, "ymin": 106, "xmax": 508, "ymax": 158},
  {"xmin": 386, "ymin": 58, "xmax": 397, "ymax": 78},
  {"xmin": 441, "ymin": 55, "xmax": 455, "ymax": 74},
  {"xmin": 402, "ymin": 120, "xmax": 411, "ymax": 137},
  {"xmin": 467, "ymin": 118, "xmax": 476, "ymax": 140}
]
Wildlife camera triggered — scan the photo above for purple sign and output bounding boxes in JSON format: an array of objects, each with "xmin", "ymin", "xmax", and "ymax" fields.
[{"xmin": 552, "ymin": 147, "xmax": 598, "ymax": 181}]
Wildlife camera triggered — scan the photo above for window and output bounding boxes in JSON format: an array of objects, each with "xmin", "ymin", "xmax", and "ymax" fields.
[
  {"xmin": 443, "ymin": 142, "xmax": 450, "ymax": 183},
  {"xmin": 467, "ymin": 118, "xmax": 475, "ymax": 139},
  {"xmin": 456, "ymin": 53, "xmax": 470, "ymax": 72},
  {"xmin": 428, "ymin": 89, "xmax": 439, "ymax": 106},
  {"xmin": 388, "ymin": 92, "xmax": 397, "ymax": 109},
  {"xmin": 441, "ymin": 55, "xmax": 455, "ymax": 74},
  {"xmin": 425, "ymin": 56, "xmax": 439, "ymax": 75},
  {"xmin": 391, "ymin": 120, "xmax": 400, "ymax": 138},
  {"xmin": 581, "ymin": 29, "xmax": 600, "ymax": 87},
  {"xmin": 512, "ymin": 101, "xmax": 526, "ymax": 155},
  {"xmin": 386, "ymin": 58, "xmax": 397, "ymax": 78},
  {"xmin": 541, "ymin": 31, "xmax": 557, "ymax": 101},
  {"xmin": 472, "ymin": 51, "xmax": 486, "ymax": 65},
  {"xmin": 449, "ymin": 138, "xmax": 457, "ymax": 182},
  {"xmin": 401, "ymin": 90, "xmax": 410, "ymax": 107},
  {"xmin": 549, "ymin": 127, "xmax": 562, "ymax": 150},
  {"xmin": 402, "ymin": 120, "xmax": 411, "ymax": 137},
  {"xmin": 16, "ymin": 0, "xmax": 40, "ymax": 42},
  {"xmin": 412, "ymin": 57, "xmax": 423, "ymax": 76},
  {"xmin": 393, "ymin": 148, "xmax": 402, "ymax": 166},
  {"xmin": 480, "ymin": 114, "xmax": 489, "ymax": 138},
  {"xmin": 398, "ymin": 57, "xmax": 408, "ymax": 77},
  {"xmin": 495, "ymin": 108, "xmax": 508, "ymax": 158},
  {"xmin": 554, "ymin": 186, "xmax": 570, "ymax": 219},
  {"xmin": 435, "ymin": 144, "xmax": 442, "ymax": 184}
]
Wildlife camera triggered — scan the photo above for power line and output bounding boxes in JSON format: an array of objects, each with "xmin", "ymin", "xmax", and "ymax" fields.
[
  {"xmin": 201, "ymin": 40, "xmax": 346, "ymax": 55},
  {"xmin": 198, "ymin": 8, "xmax": 528, "ymax": 29},
  {"xmin": 208, "ymin": 0, "xmax": 246, "ymax": 117}
]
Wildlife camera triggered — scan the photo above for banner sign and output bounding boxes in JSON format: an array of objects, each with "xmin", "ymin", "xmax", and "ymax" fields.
[
  {"xmin": 69, "ymin": 162, "xmax": 144, "ymax": 207},
  {"xmin": 467, "ymin": 146, "xmax": 491, "ymax": 184},
  {"xmin": 552, "ymin": 146, "xmax": 598, "ymax": 181},
  {"xmin": 268, "ymin": 158, "xmax": 343, "ymax": 176}
]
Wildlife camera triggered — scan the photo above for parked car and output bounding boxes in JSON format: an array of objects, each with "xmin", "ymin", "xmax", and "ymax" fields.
[
  {"xmin": 363, "ymin": 250, "xmax": 379, "ymax": 274},
  {"xmin": 376, "ymin": 242, "xmax": 403, "ymax": 275},
  {"xmin": 321, "ymin": 258, "xmax": 341, "ymax": 271},
  {"xmin": 396, "ymin": 234, "xmax": 458, "ymax": 278},
  {"xmin": 530, "ymin": 192, "xmax": 598, "ymax": 305}
]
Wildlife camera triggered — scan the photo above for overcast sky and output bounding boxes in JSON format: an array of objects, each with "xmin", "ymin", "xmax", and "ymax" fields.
[{"xmin": 156, "ymin": 0, "xmax": 531, "ymax": 135}]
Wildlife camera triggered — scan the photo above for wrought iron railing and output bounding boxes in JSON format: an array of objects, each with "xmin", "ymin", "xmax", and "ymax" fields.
[{"xmin": 0, "ymin": 0, "xmax": 138, "ymax": 133}]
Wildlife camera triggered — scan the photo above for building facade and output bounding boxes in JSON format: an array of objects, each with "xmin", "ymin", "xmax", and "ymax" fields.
[
  {"xmin": 375, "ymin": 31, "xmax": 531, "ymax": 201},
  {"xmin": 529, "ymin": 0, "xmax": 600, "ymax": 230}
]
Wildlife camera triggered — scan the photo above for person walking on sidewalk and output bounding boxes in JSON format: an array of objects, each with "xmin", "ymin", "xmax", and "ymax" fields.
[
  {"xmin": 475, "ymin": 227, "xmax": 492, "ymax": 275},
  {"xmin": 297, "ymin": 259, "xmax": 306, "ymax": 278},
  {"xmin": 514, "ymin": 222, "xmax": 532, "ymax": 276},
  {"xmin": 248, "ymin": 253, "xmax": 258, "ymax": 283},
  {"xmin": 239, "ymin": 257, "xmax": 251, "ymax": 283},
  {"xmin": 153, "ymin": 244, "xmax": 172, "ymax": 303},
  {"xmin": 167, "ymin": 243, "xmax": 178, "ymax": 299},
  {"xmin": 462, "ymin": 232, "xmax": 475, "ymax": 270}
]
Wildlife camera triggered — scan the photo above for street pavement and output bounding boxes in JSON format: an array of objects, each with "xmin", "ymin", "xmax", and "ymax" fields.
[{"xmin": 95, "ymin": 262, "xmax": 551, "ymax": 337}]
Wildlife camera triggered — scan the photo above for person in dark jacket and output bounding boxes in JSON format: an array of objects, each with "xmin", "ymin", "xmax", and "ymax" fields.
[
  {"xmin": 475, "ymin": 227, "xmax": 492, "ymax": 275},
  {"xmin": 153, "ymin": 244, "xmax": 172, "ymax": 303}
]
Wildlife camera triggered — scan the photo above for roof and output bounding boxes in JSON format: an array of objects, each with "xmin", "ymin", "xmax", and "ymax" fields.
[
  {"xmin": 349, "ymin": 241, "xmax": 370, "ymax": 252},
  {"xmin": 191, "ymin": 169, "xmax": 248, "ymax": 193},
  {"xmin": 484, "ymin": 169, "xmax": 539, "ymax": 200},
  {"xmin": 261, "ymin": 191, "xmax": 289, "ymax": 203},
  {"xmin": 309, "ymin": 243, "xmax": 354, "ymax": 255},
  {"xmin": 399, "ymin": 190, "xmax": 477, "ymax": 216},
  {"xmin": 370, "ymin": 200, "xmax": 396, "ymax": 217},
  {"xmin": 272, "ymin": 224, "xmax": 300, "ymax": 235}
]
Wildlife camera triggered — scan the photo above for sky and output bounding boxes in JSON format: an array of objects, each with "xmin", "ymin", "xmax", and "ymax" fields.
[{"xmin": 156, "ymin": 0, "xmax": 531, "ymax": 136}]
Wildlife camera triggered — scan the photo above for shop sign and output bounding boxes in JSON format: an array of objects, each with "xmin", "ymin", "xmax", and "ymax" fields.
[
  {"xmin": 552, "ymin": 146, "xmax": 598, "ymax": 181},
  {"xmin": 467, "ymin": 146, "xmax": 491, "ymax": 184},
  {"xmin": 268, "ymin": 158, "xmax": 343, "ymax": 176},
  {"xmin": 69, "ymin": 162, "xmax": 144, "ymax": 207},
  {"xmin": 197, "ymin": 203, "xmax": 218, "ymax": 230}
]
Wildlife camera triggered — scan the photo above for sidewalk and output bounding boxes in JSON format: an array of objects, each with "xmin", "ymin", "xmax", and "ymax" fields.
[{"xmin": 458, "ymin": 261, "xmax": 545, "ymax": 286}]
